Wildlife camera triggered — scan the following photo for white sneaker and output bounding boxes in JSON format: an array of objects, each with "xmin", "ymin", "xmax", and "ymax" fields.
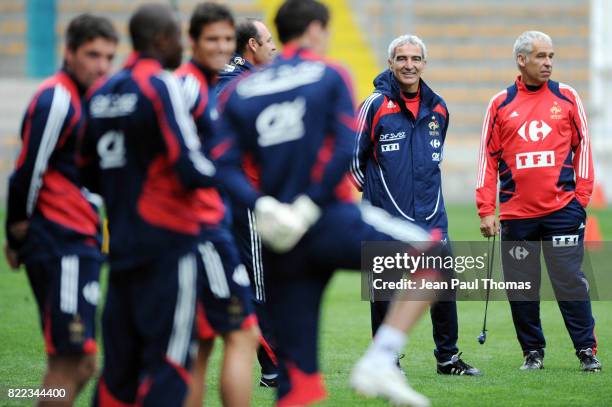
[{"xmin": 350, "ymin": 357, "xmax": 430, "ymax": 407}]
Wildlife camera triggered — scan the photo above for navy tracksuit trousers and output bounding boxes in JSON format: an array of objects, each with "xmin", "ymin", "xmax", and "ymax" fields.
[{"xmin": 500, "ymin": 198, "xmax": 597, "ymax": 355}]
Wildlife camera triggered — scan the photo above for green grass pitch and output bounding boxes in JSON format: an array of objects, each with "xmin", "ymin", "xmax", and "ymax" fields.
[{"xmin": 1, "ymin": 205, "xmax": 611, "ymax": 406}]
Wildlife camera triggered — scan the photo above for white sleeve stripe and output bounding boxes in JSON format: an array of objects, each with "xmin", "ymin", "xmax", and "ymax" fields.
[
  {"xmin": 26, "ymin": 85, "xmax": 71, "ymax": 216},
  {"xmin": 559, "ymin": 84, "xmax": 589, "ymax": 178},
  {"xmin": 353, "ymin": 93, "xmax": 380, "ymax": 179},
  {"xmin": 477, "ymin": 106, "xmax": 492, "ymax": 188},
  {"xmin": 351, "ymin": 93, "xmax": 381, "ymax": 186},
  {"xmin": 180, "ymin": 74, "xmax": 200, "ymax": 112},
  {"xmin": 476, "ymin": 90, "xmax": 505, "ymax": 189},
  {"xmin": 160, "ymin": 72, "xmax": 216, "ymax": 178},
  {"xmin": 476, "ymin": 108, "xmax": 490, "ymax": 188},
  {"xmin": 560, "ymin": 83, "xmax": 590, "ymax": 179},
  {"xmin": 160, "ymin": 72, "xmax": 201, "ymax": 150}
]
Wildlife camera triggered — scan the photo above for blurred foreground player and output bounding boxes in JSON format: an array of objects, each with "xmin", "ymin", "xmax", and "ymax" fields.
[
  {"xmin": 175, "ymin": 3, "xmax": 259, "ymax": 407},
  {"xmin": 81, "ymin": 4, "xmax": 216, "ymax": 405},
  {"xmin": 4, "ymin": 14, "xmax": 117, "ymax": 405},
  {"xmin": 213, "ymin": 1, "xmax": 442, "ymax": 405}
]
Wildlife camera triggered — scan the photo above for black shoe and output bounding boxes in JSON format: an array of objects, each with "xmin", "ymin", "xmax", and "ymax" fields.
[
  {"xmin": 259, "ymin": 375, "xmax": 278, "ymax": 388},
  {"xmin": 578, "ymin": 348, "xmax": 601, "ymax": 372},
  {"xmin": 520, "ymin": 350, "xmax": 544, "ymax": 370},
  {"xmin": 437, "ymin": 352, "xmax": 482, "ymax": 376}
]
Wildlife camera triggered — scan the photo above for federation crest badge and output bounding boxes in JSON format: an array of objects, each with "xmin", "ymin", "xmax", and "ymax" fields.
[
  {"xmin": 428, "ymin": 116, "xmax": 440, "ymax": 136},
  {"xmin": 550, "ymin": 102, "xmax": 562, "ymax": 120}
]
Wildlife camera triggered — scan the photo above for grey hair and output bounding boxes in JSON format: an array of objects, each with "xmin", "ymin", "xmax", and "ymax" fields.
[
  {"xmin": 387, "ymin": 34, "xmax": 427, "ymax": 61},
  {"xmin": 513, "ymin": 31, "xmax": 552, "ymax": 61}
]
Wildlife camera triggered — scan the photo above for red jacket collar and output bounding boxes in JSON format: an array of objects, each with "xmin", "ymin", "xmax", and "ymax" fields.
[{"xmin": 515, "ymin": 75, "xmax": 547, "ymax": 93}]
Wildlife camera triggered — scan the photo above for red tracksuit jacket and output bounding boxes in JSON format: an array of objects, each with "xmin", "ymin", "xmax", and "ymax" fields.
[{"xmin": 476, "ymin": 76, "xmax": 593, "ymax": 220}]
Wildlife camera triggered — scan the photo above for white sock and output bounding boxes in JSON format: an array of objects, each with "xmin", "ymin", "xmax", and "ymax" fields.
[{"xmin": 363, "ymin": 324, "xmax": 407, "ymax": 366}]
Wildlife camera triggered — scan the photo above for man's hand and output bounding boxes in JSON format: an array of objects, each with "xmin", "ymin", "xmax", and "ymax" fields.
[
  {"xmin": 480, "ymin": 214, "xmax": 499, "ymax": 237},
  {"xmin": 8, "ymin": 221, "xmax": 29, "ymax": 241},
  {"xmin": 3, "ymin": 242, "xmax": 20, "ymax": 270}
]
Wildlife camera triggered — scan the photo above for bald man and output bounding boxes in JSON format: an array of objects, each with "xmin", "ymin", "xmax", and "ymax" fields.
[
  {"xmin": 217, "ymin": 18, "xmax": 276, "ymax": 90},
  {"xmin": 216, "ymin": 17, "xmax": 280, "ymax": 388}
]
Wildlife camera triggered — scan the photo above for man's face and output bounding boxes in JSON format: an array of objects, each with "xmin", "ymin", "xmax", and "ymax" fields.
[
  {"xmin": 159, "ymin": 23, "xmax": 183, "ymax": 70},
  {"xmin": 192, "ymin": 20, "xmax": 236, "ymax": 71},
  {"xmin": 64, "ymin": 37, "xmax": 116, "ymax": 88},
  {"xmin": 518, "ymin": 39, "xmax": 554, "ymax": 86},
  {"xmin": 388, "ymin": 43, "xmax": 426, "ymax": 93},
  {"xmin": 252, "ymin": 21, "xmax": 276, "ymax": 65}
]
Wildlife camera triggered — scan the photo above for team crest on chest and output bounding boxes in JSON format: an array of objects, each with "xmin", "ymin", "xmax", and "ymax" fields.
[
  {"xmin": 428, "ymin": 116, "xmax": 440, "ymax": 136},
  {"xmin": 550, "ymin": 102, "xmax": 562, "ymax": 120}
]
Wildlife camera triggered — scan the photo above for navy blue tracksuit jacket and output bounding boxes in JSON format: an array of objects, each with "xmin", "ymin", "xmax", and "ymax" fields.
[{"xmin": 351, "ymin": 69, "xmax": 450, "ymax": 232}]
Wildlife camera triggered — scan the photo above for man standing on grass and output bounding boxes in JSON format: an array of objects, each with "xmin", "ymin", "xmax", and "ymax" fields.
[
  {"xmin": 215, "ymin": 16, "xmax": 280, "ymax": 388},
  {"xmin": 175, "ymin": 3, "xmax": 259, "ymax": 407},
  {"xmin": 477, "ymin": 30, "xmax": 601, "ymax": 372},
  {"xmin": 80, "ymin": 4, "xmax": 215, "ymax": 405},
  {"xmin": 351, "ymin": 34, "xmax": 480, "ymax": 376},
  {"xmin": 213, "ymin": 1, "xmax": 445, "ymax": 406},
  {"xmin": 4, "ymin": 14, "xmax": 117, "ymax": 405}
]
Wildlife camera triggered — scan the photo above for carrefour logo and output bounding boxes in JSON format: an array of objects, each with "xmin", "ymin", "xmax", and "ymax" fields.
[
  {"xmin": 509, "ymin": 246, "xmax": 529, "ymax": 260},
  {"xmin": 517, "ymin": 120, "xmax": 552, "ymax": 142}
]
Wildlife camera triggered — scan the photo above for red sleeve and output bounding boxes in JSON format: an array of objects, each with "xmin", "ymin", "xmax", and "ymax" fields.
[
  {"xmin": 476, "ymin": 91, "xmax": 505, "ymax": 217},
  {"xmin": 561, "ymin": 84, "xmax": 593, "ymax": 208}
]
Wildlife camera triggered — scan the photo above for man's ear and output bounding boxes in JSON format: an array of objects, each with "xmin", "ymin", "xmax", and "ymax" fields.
[
  {"xmin": 517, "ymin": 54, "xmax": 526, "ymax": 68},
  {"xmin": 304, "ymin": 20, "xmax": 324, "ymax": 40},
  {"xmin": 248, "ymin": 37, "xmax": 258, "ymax": 53},
  {"xmin": 387, "ymin": 58, "xmax": 393, "ymax": 68},
  {"xmin": 64, "ymin": 47, "xmax": 72, "ymax": 64}
]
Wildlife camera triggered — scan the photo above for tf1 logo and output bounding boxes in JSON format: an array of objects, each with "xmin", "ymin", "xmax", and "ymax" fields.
[{"xmin": 516, "ymin": 151, "xmax": 555, "ymax": 169}]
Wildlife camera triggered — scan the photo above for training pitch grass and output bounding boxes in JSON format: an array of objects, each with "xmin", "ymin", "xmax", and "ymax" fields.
[{"xmin": 1, "ymin": 205, "xmax": 610, "ymax": 406}]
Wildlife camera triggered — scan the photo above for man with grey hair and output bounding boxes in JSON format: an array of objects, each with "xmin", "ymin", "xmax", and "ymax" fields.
[
  {"xmin": 351, "ymin": 34, "xmax": 480, "ymax": 376},
  {"xmin": 477, "ymin": 31, "xmax": 600, "ymax": 371}
]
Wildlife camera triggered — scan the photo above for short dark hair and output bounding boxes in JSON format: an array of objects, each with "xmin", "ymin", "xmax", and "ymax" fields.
[
  {"xmin": 129, "ymin": 3, "xmax": 177, "ymax": 52},
  {"xmin": 236, "ymin": 18, "xmax": 260, "ymax": 54},
  {"xmin": 66, "ymin": 14, "xmax": 118, "ymax": 51},
  {"xmin": 188, "ymin": 2, "xmax": 234, "ymax": 41},
  {"xmin": 274, "ymin": 0, "xmax": 329, "ymax": 44}
]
